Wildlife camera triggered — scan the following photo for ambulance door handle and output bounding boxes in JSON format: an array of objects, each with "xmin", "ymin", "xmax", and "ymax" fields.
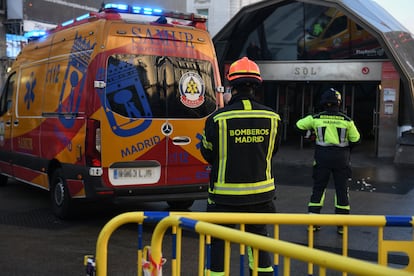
[
  {"xmin": 13, "ymin": 120, "xmax": 19, "ymax": 126},
  {"xmin": 172, "ymin": 136, "xmax": 191, "ymax": 145},
  {"xmin": 5, "ymin": 120, "xmax": 11, "ymax": 127}
]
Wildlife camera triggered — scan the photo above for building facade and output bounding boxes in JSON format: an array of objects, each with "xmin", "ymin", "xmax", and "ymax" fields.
[
  {"xmin": 0, "ymin": 0, "xmax": 187, "ymax": 87},
  {"xmin": 187, "ymin": 0, "xmax": 261, "ymax": 36}
]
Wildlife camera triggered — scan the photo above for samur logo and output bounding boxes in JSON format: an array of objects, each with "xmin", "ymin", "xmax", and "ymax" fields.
[{"xmin": 179, "ymin": 72, "xmax": 205, "ymax": 108}]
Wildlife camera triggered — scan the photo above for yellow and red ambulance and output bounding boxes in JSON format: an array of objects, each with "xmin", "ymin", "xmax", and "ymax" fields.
[
  {"xmin": 297, "ymin": 7, "xmax": 384, "ymax": 59},
  {"xmin": 0, "ymin": 3, "xmax": 223, "ymax": 218}
]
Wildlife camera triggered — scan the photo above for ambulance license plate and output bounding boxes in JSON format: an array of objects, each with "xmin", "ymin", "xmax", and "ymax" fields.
[
  {"xmin": 114, "ymin": 168, "xmax": 153, "ymax": 179},
  {"xmin": 110, "ymin": 167, "xmax": 160, "ymax": 185}
]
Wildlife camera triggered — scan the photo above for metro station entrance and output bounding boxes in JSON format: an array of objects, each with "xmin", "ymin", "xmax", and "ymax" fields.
[{"xmin": 262, "ymin": 81, "xmax": 380, "ymax": 156}]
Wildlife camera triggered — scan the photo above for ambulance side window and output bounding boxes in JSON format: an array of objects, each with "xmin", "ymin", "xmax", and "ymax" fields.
[
  {"xmin": 323, "ymin": 16, "xmax": 347, "ymax": 38},
  {"xmin": 0, "ymin": 73, "xmax": 16, "ymax": 116}
]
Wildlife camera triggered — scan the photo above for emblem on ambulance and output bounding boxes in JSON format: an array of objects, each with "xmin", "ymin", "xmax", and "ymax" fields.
[
  {"xmin": 333, "ymin": 38, "xmax": 342, "ymax": 47},
  {"xmin": 179, "ymin": 72, "xmax": 205, "ymax": 108}
]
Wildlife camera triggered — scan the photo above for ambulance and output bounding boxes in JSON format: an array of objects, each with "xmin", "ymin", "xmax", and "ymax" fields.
[
  {"xmin": 297, "ymin": 7, "xmax": 385, "ymax": 59},
  {"xmin": 0, "ymin": 3, "xmax": 223, "ymax": 218}
]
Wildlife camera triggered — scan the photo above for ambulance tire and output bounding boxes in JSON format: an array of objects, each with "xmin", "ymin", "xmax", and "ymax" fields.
[
  {"xmin": 0, "ymin": 174, "xmax": 8, "ymax": 186},
  {"xmin": 50, "ymin": 169, "xmax": 73, "ymax": 219},
  {"xmin": 167, "ymin": 200, "xmax": 194, "ymax": 210}
]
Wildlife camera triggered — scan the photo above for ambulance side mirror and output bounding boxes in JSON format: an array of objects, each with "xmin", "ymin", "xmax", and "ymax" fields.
[{"xmin": 216, "ymin": 86, "xmax": 225, "ymax": 108}]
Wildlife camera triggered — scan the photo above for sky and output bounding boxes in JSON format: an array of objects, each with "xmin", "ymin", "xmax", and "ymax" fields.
[{"xmin": 373, "ymin": 0, "xmax": 414, "ymax": 33}]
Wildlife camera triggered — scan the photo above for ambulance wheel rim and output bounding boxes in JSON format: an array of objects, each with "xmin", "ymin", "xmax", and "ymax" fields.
[
  {"xmin": 54, "ymin": 179, "xmax": 65, "ymax": 206},
  {"xmin": 50, "ymin": 169, "xmax": 72, "ymax": 219}
]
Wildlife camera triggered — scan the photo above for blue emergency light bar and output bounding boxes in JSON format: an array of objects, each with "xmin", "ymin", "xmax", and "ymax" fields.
[
  {"xmin": 76, "ymin": 13, "xmax": 91, "ymax": 21},
  {"xmin": 24, "ymin": 30, "xmax": 47, "ymax": 39},
  {"xmin": 61, "ymin": 19, "xmax": 74, "ymax": 27},
  {"xmin": 104, "ymin": 3, "xmax": 128, "ymax": 11},
  {"xmin": 103, "ymin": 2, "xmax": 206, "ymax": 22},
  {"xmin": 104, "ymin": 3, "xmax": 163, "ymax": 16},
  {"xmin": 61, "ymin": 13, "xmax": 91, "ymax": 27}
]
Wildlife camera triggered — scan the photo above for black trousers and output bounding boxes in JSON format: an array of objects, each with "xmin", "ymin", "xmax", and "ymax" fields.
[
  {"xmin": 308, "ymin": 147, "xmax": 352, "ymax": 214},
  {"xmin": 206, "ymin": 201, "xmax": 275, "ymax": 275}
]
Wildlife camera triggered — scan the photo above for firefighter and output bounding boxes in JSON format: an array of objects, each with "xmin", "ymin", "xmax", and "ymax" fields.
[
  {"xmin": 201, "ymin": 57, "xmax": 281, "ymax": 275},
  {"xmin": 296, "ymin": 88, "xmax": 361, "ymax": 234}
]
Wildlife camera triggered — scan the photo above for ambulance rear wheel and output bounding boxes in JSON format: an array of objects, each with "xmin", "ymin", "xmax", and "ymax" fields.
[
  {"xmin": 167, "ymin": 200, "xmax": 194, "ymax": 210},
  {"xmin": 50, "ymin": 169, "xmax": 72, "ymax": 219}
]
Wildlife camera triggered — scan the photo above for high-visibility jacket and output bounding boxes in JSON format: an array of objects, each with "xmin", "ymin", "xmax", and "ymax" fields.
[
  {"xmin": 296, "ymin": 110, "xmax": 360, "ymax": 148},
  {"xmin": 201, "ymin": 94, "xmax": 281, "ymax": 206}
]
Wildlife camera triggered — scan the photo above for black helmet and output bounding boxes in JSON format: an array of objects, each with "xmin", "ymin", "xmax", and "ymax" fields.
[{"xmin": 320, "ymin": 88, "xmax": 342, "ymax": 105}]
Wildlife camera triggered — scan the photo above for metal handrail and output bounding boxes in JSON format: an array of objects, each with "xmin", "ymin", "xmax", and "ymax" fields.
[{"xmin": 88, "ymin": 211, "xmax": 413, "ymax": 275}]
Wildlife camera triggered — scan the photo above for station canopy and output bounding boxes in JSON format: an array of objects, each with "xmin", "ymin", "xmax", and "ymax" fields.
[{"xmin": 213, "ymin": 0, "xmax": 414, "ymax": 122}]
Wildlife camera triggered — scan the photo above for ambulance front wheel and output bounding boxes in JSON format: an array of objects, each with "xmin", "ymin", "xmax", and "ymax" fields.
[{"xmin": 50, "ymin": 169, "xmax": 73, "ymax": 219}]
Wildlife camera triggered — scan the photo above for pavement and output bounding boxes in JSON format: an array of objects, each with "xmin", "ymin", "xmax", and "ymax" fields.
[
  {"xmin": 268, "ymin": 141, "xmax": 414, "ymax": 269},
  {"xmin": 276, "ymin": 141, "xmax": 414, "ymax": 194}
]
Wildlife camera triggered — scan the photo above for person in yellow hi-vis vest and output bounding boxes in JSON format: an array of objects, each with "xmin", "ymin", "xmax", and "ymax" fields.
[
  {"xmin": 296, "ymin": 88, "xmax": 361, "ymax": 235},
  {"xmin": 201, "ymin": 57, "xmax": 281, "ymax": 275}
]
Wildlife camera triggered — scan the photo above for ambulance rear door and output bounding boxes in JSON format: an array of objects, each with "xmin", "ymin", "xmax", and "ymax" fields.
[
  {"xmin": 102, "ymin": 54, "xmax": 167, "ymax": 187},
  {"xmin": 162, "ymin": 57, "xmax": 216, "ymax": 186},
  {"xmin": 102, "ymin": 55, "xmax": 216, "ymax": 187}
]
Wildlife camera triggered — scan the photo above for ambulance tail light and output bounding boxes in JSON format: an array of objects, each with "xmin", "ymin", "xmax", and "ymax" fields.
[{"xmin": 86, "ymin": 119, "xmax": 102, "ymax": 167}]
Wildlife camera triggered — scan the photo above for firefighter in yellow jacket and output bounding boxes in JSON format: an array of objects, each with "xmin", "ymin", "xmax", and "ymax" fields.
[
  {"xmin": 296, "ymin": 88, "xmax": 360, "ymax": 234},
  {"xmin": 201, "ymin": 57, "xmax": 281, "ymax": 275}
]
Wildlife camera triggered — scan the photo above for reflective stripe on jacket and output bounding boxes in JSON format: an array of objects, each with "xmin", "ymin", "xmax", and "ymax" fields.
[
  {"xmin": 201, "ymin": 95, "xmax": 281, "ymax": 206},
  {"xmin": 296, "ymin": 111, "xmax": 360, "ymax": 147}
]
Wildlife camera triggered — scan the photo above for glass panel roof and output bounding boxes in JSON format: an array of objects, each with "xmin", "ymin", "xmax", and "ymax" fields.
[
  {"xmin": 339, "ymin": 0, "xmax": 414, "ymax": 80},
  {"xmin": 214, "ymin": 0, "xmax": 414, "ymax": 122},
  {"xmin": 342, "ymin": 0, "xmax": 408, "ymax": 33}
]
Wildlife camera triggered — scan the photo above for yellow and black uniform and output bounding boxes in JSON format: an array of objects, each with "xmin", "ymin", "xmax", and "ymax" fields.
[
  {"xmin": 296, "ymin": 88, "xmax": 360, "ymax": 216},
  {"xmin": 202, "ymin": 94, "xmax": 281, "ymax": 205},
  {"xmin": 201, "ymin": 94, "xmax": 281, "ymax": 275},
  {"xmin": 201, "ymin": 56, "xmax": 281, "ymax": 276}
]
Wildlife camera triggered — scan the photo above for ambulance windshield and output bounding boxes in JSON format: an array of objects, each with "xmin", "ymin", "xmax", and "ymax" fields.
[{"xmin": 106, "ymin": 54, "xmax": 216, "ymax": 119}]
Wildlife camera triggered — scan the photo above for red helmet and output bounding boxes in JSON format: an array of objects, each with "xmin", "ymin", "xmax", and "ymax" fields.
[{"xmin": 227, "ymin": 57, "xmax": 262, "ymax": 86}]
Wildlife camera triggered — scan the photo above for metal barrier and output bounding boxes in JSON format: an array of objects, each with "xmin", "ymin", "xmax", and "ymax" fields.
[
  {"xmin": 149, "ymin": 215, "xmax": 413, "ymax": 276},
  {"xmin": 84, "ymin": 211, "xmax": 414, "ymax": 275}
]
